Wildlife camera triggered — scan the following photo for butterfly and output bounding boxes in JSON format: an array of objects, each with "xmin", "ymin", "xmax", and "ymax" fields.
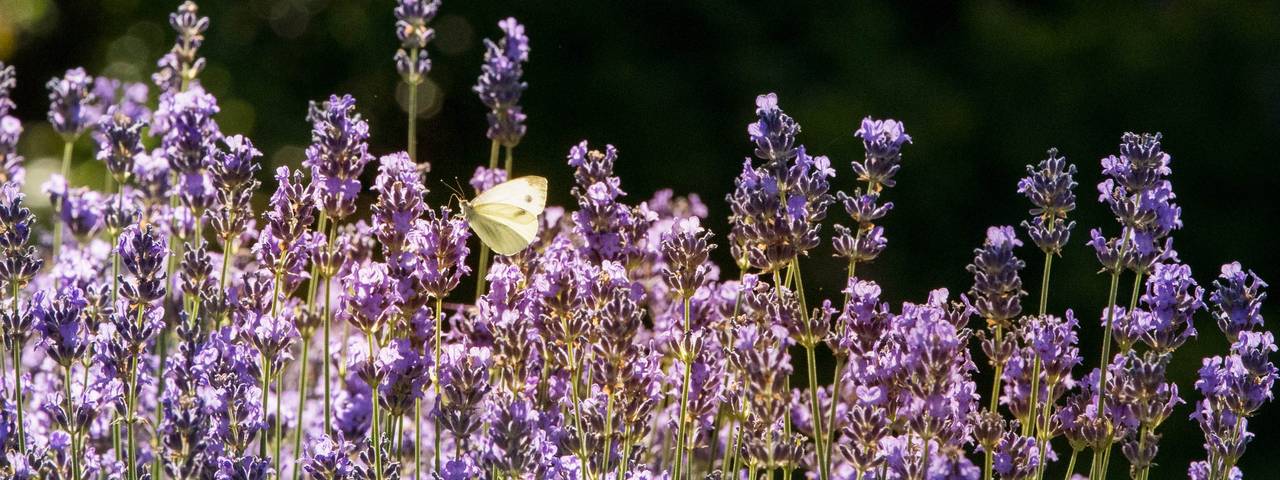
[{"xmin": 460, "ymin": 176, "xmax": 548, "ymax": 256}]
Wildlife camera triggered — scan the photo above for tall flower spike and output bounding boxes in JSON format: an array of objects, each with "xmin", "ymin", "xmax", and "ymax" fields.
[
  {"xmin": 1, "ymin": 114, "xmax": 22, "ymax": 186},
  {"xmin": 0, "ymin": 63, "xmax": 20, "ymax": 185},
  {"xmin": 1018, "ymin": 148, "xmax": 1077, "ymax": 255},
  {"xmin": 96, "ymin": 108, "xmax": 146, "ymax": 184},
  {"xmin": 1210, "ymin": 261, "xmax": 1267, "ymax": 340},
  {"xmin": 1138, "ymin": 262, "xmax": 1204, "ymax": 354},
  {"xmin": 747, "ymin": 92, "xmax": 801, "ymax": 172},
  {"xmin": 1095, "ymin": 132, "xmax": 1181, "ymax": 274},
  {"xmin": 968, "ymin": 225, "xmax": 1026, "ymax": 327},
  {"xmin": 153, "ymin": 0, "xmax": 209, "ymax": 94},
  {"xmin": 475, "ymin": 18, "xmax": 530, "ymax": 148},
  {"xmin": 393, "ymin": 0, "xmax": 440, "ymax": 84},
  {"xmin": 47, "ymin": 68, "xmax": 96, "ymax": 140},
  {"xmin": 415, "ymin": 206, "xmax": 472, "ymax": 298},
  {"xmin": 851, "ymin": 116, "xmax": 911, "ymax": 189},
  {"xmin": 0, "ymin": 62, "xmax": 15, "ymax": 118},
  {"xmin": 660, "ymin": 217, "xmax": 716, "ymax": 300},
  {"xmin": 305, "ymin": 94, "xmax": 374, "ymax": 220}
]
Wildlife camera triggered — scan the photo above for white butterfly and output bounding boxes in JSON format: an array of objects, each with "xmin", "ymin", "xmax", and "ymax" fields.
[{"xmin": 460, "ymin": 175, "xmax": 548, "ymax": 256}]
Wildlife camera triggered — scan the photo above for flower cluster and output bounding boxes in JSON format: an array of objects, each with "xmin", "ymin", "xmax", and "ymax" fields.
[{"xmin": 0, "ymin": 3, "xmax": 1274, "ymax": 480}]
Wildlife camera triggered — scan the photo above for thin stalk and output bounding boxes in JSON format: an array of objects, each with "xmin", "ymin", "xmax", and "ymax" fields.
[
  {"xmin": 274, "ymin": 373, "xmax": 284, "ymax": 474},
  {"xmin": 10, "ymin": 281, "xmax": 26, "ymax": 454},
  {"xmin": 369, "ymin": 333, "xmax": 383, "ymax": 480},
  {"xmin": 321, "ymin": 217, "xmax": 335, "ymax": 434},
  {"xmin": 65, "ymin": 364, "xmax": 80, "ymax": 480},
  {"xmin": 504, "ymin": 145, "xmax": 514, "ymax": 176},
  {"xmin": 673, "ymin": 296, "xmax": 693, "ymax": 480},
  {"xmin": 291, "ymin": 333, "xmax": 311, "ymax": 480},
  {"xmin": 259, "ymin": 352, "xmax": 271, "ymax": 458},
  {"xmin": 433, "ymin": 295, "xmax": 444, "ymax": 472},
  {"xmin": 823, "ymin": 358, "xmax": 845, "ymax": 467},
  {"xmin": 1025, "ymin": 252, "xmax": 1053, "ymax": 438},
  {"xmin": 985, "ymin": 324, "xmax": 1004, "ymax": 480},
  {"xmin": 1095, "ymin": 271, "xmax": 1121, "ymax": 413},
  {"xmin": 602, "ymin": 391, "xmax": 616, "ymax": 476},
  {"xmin": 53, "ymin": 140, "xmax": 74, "ymax": 261},
  {"xmin": 407, "ymin": 48, "xmax": 420, "ymax": 163},
  {"xmin": 1062, "ymin": 449, "xmax": 1079, "ymax": 480},
  {"xmin": 152, "ymin": 330, "xmax": 170, "ymax": 478},
  {"xmin": 474, "ymin": 139, "xmax": 501, "ymax": 299},
  {"xmin": 415, "ymin": 399, "xmax": 422, "ymax": 480},
  {"xmin": 805, "ymin": 343, "xmax": 828, "ymax": 480}
]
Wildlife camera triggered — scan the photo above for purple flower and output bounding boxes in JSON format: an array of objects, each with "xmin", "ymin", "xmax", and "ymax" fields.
[
  {"xmin": 153, "ymin": 1, "xmax": 209, "ymax": 94},
  {"xmin": 967, "ymin": 225, "xmax": 1026, "ymax": 326},
  {"xmin": 568, "ymin": 142, "xmax": 641, "ymax": 263},
  {"xmin": 34, "ymin": 286, "xmax": 90, "ymax": 366},
  {"xmin": 1, "ymin": 115, "xmax": 23, "ymax": 185},
  {"xmin": 118, "ymin": 223, "xmax": 170, "ymax": 303},
  {"xmin": 1094, "ymin": 132, "xmax": 1182, "ymax": 274},
  {"xmin": 96, "ymin": 107, "xmax": 146, "ymax": 183},
  {"xmin": 375, "ymin": 338, "xmax": 429, "ymax": 417},
  {"xmin": 0, "ymin": 62, "xmax": 15, "ymax": 118},
  {"xmin": 393, "ymin": 0, "xmax": 440, "ymax": 83},
  {"xmin": 372, "ymin": 152, "xmax": 426, "ymax": 254},
  {"xmin": 1018, "ymin": 148, "xmax": 1077, "ymax": 254},
  {"xmin": 660, "ymin": 217, "xmax": 716, "ymax": 300},
  {"xmin": 304, "ymin": 94, "xmax": 373, "ymax": 220},
  {"xmin": 413, "ymin": 207, "xmax": 472, "ymax": 298},
  {"xmin": 469, "ymin": 166, "xmax": 509, "ymax": 194},
  {"xmin": 157, "ymin": 87, "xmax": 221, "ymax": 173},
  {"xmin": 340, "ymin": 261, "xmax": 395, "ymax": 334},
  {"xmin": 993, "ymin": 432, "xmax": 1039, "ymax": 480},
  {"xmin": 475, "ymin": 18, "xmax": 530, "ymax": 148},
  {"xmin": 747, "ymin": 93, "xmax": 801, "ymax": 171},
  {"xmin": 851, "ymin": 117, "xmax": 911, "ymax": 188},
  {"xmin": 1137, "ymin": 262, "xmax": 1204, "ymax": 353},
  {"xmin": 47, "ymin": 68, "xmax": 96, "ymax": 139},
  {"xmin": 439, "ymin": 343, "xmax": 493, "ymax": 442},
  {"xmin": 1210, "ymin": 262, "xmax": 1267, "ymax": 340}
]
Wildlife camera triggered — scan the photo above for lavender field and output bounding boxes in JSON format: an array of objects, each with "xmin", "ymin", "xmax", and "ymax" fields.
[{"xmin": 0, "ymin": 1, "xmax": 1276, "ymax": 480}]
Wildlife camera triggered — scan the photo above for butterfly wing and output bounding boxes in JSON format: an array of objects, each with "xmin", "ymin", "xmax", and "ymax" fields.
[
  {"xmin": 467, "ymin": 202, "xmax": 540, "ymax": 256},
  {"xmin": 472, "ymin": 176, "xmax": 548, "ymax": 216}
]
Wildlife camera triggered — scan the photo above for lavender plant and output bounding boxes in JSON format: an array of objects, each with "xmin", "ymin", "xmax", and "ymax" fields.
[{"xmin": 0, "ymin": 3, "xmax": 1274, "ymax": 480}]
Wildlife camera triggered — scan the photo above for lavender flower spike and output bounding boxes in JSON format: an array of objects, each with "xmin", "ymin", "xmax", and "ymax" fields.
[
  {"xmin": 393, "ymin": 0, "xmax": 440, "ymax": 84},
  {"xmin": 851, "ymin": 116, "xmax": 911, "ymax": 189},
  {"xmin": 475, "ymin": 18, "xmax": 530, "ymax": 149},
  {"xmin": 968, "ymin": 225, "xmax": 1026, "ymax": 328},
  {"xmin": 1018, "ymin": 148, "xmax": 1078, "ymax": 255},
  {"xmin": 47, "ymin": 68, "xmax": 96, "ymax": 140},
  {"xmin": 305, "ymin": 94, "xmax": 374, "ymax": 220}
]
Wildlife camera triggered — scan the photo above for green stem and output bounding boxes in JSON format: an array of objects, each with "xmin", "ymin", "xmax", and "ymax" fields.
[
  {"xmin": 673, "ymin": 296, "xmax": 693, "ymax": 480},
  {"xmin": 602, "ymin": 391, "xmax": 616, "ymax": 476},
  {"xmin": 504, "ymin": 145, "xmax": 514, "ymax": 176},
  {"xmin": 1095, "ymin": 271, "xmax": 1121, "ymax": 413},
  {"xmin": 415, "ymin": 399, "xmax": 422, "ymax": 480},
  {"xmin": 10, "ymin": 281, "xmax": 25, "ymax": 455},
  {"xmin": 259, "ymin": 352, "xmax": 271, "ymax": 458},
  {"xmin": 53, "ymin": 140, "xmax": 74, "ymax": 261},
  {"xmin": 805, "ymin": 343, "xmax": 828, "ymax": 480},
  {"xmin": 407, "ymin": 48, "xmax": 420, "ymax": 163},
  {"xmin": 65, "ymin": 364, "xmax": 80, "ymax": 480},
  {"xmin": 369, "ymin": 334, "xmax": 383, "ymax": 480},
  {"xmin": 152, "ymin": 330, "xmax": 170, "ymax": 478},
  {"xmin": 1063, "ymin": 449, "xmax": 1079, "ymax": 480},
  {"xmin": 433, "ymin": 295, "xmax": 443, "ymax": 472},
  {"xmin": 292, "ymin": 333, "xmax": 311, "ymax": 480}
]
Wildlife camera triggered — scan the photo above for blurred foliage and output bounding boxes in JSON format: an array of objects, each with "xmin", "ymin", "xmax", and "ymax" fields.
[{"xmin": 2, "ymin": 0, "xmax": 1279, "ymax": 476}]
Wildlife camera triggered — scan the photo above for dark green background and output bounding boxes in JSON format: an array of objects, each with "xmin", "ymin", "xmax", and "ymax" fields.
[{"xmin": 3, "ymin": 0, "xmax": 1278, "ymax": 477}]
